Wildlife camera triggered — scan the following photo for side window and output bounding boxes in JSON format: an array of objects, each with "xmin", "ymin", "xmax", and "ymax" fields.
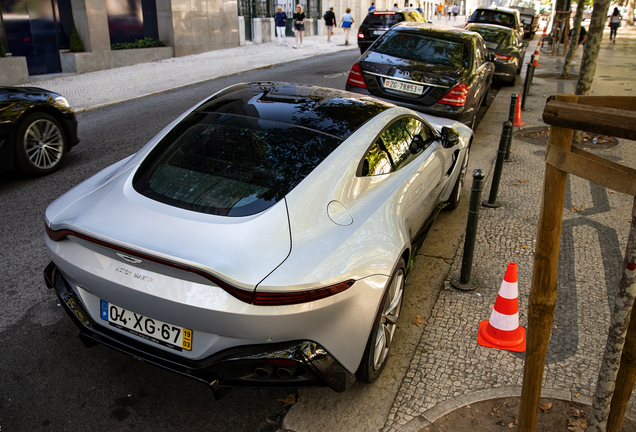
[
  {"xmin": 362, "ymin": 142, "xmax": 393, "ymax": 176},
  {"xmin": 475, "ymin": 41, "xmax": 483, "ymax": 68},
  {"xmin": 403, "ymin": 117, "xmax": 434, "ymax": 149},
  {"xmin": 381, "ymin": 120, "xmax": 413, "ymax": 171}
]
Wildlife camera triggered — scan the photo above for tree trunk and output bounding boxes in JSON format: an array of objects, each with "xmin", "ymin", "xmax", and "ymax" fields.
[
  {"xmin": 627, "ymin": 0, "xmax": 635, "ymax": 26},
  {"xmin": 561, "ymin": 0, "xmax": 586, "ymax": 79},
  {"xmin": 575, "ymin": 0, "xmax": 613, "ymax": 96},
  {"xmin": 586, "ymin": 199, "xmax": 636, "ymax": 432}
]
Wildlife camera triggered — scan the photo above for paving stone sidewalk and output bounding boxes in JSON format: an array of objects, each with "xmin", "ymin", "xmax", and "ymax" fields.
[{"xmin": 386, "ymin": 28, "xmax": 636, "ymax": 432}]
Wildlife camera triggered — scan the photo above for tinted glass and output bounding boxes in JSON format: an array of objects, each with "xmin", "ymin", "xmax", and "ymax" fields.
[
  {"xmin": 372, "ymin": 31, "xmax": 470, "ymax": 69},
  {"xmin": 470, "ymin": 28, "xmax": 509, "ymax": 49},
  {"xmin": 469, "ymin": 10, "xmax": 515, "ymax": 28},
  {"xmin": 133, "ymin": 113, "xmax": 342, "ymax": 216},
  {"xmin": 363, "ymin": 13, "xmax": 405, "ymax": 27},
  {"xmin": 362, "ymin": 117, "xmax": 434, "ymax": 176}
]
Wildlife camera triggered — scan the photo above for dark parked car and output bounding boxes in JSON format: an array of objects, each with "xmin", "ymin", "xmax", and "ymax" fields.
[
  {"xmin": 357, "ymin": 9, "xmax": 425, "ymax": 54},
  {"xmin": 346, "ymin": 23, "xmax": 495, "ymax": 129},
  {"xmin": 466, "ymin": 6, "xmax": 524, "ymax": 41},
  {"xmin": 466, "ymin": 23, "xmax": 528, "ymax": 85},
  {"xmin": 0, "ymin": 87, "xmax": 79, "ymax": 176}
]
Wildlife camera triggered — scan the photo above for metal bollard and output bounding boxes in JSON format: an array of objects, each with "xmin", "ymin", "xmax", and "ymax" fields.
[
  {"xmin": 528, "ymin": 55, "xmax": 535, "ymax": 86},
  {"xmin": 450, "ymin": 169, "xmax": 486, "ymax": 291},
  {"xmin": 505, "ymin": 93, "xmax": 517, "ymax": 162},
  {"xmin": 521, "ymin": 63, "xmax": 534, "ymax": 111},
  {"xmin": 483, "ymin": 121, "xmax": 512, "ymax": 209}
]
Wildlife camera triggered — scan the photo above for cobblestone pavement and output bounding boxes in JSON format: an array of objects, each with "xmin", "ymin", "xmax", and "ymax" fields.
[{"xmin": 385, "ymin": 26, "xmax": 636, "ymax": 432}]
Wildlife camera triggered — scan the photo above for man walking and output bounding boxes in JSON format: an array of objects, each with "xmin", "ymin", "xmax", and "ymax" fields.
[{"xmin": 324, "ymin": 7, "xmax": 337, "ymax": 42}]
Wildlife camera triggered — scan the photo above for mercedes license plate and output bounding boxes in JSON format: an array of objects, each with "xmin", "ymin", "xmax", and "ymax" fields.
[
  {"xmin": 372, "ymin": 30, "xmax": 387, "ymax": 35},
  {"xmin": 100, "ymin": 300, "xmax": 192, "ymax": 351},
  {"xmin": 384, "ymin": 79, "xmax": 423, "ymax": 95}
]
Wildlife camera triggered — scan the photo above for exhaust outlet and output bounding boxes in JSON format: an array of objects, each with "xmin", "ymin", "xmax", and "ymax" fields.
[
  {"xmin": 254, "ymin": 363, "xmax": 274, "ymax": 378},
  {"xmin": 276, "ymin": 364, "xmax": 298, "ymax": 379}
]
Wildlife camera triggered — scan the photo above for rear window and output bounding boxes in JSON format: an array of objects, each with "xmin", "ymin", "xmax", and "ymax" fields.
[
  {"xmin": 133, "ymin": 113, "xmax": 342, "ymax": 216},
  {"xmin": 470, "ymin": 28, "xmax": 509, "ymax": 49},
  {"xmin": 363, "ymin": 12, "xmax": 405, "ymax": 27},
  {"xmin": 371, "ymin": 31, "xmax": 470, "ymax": 69},
  {"xmin": 469, "ymin": 10, "xmax": 516, "ymax": 28}
]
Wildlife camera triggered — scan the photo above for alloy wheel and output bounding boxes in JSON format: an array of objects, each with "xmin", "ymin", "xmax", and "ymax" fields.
[
  {"xmin": 373, "ymin": 268, "xmax": 404, "ymax": 370},
  {"xmin": 23, "ymin": 119, "xmax": 64, "ymax": 170}
]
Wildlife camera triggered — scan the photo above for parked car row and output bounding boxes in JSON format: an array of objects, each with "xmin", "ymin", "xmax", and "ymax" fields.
[{"xmin": 7, "ymin": 5, "xmax": 518, "ymax": 398}]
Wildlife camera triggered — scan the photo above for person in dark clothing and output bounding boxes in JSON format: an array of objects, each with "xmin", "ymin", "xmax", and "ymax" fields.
[
  {"xmin": 293, "ymin": 4, "xmax": 306, "ymax": 48},
  {"xmin": 324, "ymin": 7, "xmax": 337, "ymax": 42},
  {"xmin": 568, "ymin": 25, "xmax": 587, "ymax": 47},
  {"xmin": 275, "ymin": 6, "xmax": 288, "ymax": 46}
]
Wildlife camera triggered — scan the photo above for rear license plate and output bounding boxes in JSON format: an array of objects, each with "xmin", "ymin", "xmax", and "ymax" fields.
[
  {"xmin": 384, "ymin": 78, "xmax": 424, "ymax": 95},
  {"xmin": 372, "ymin": 30, "xmax": 387, "ymax": 35},
  {"xmin": 100, "ymin": 300, "xmax": 192, "ymax": 351}
]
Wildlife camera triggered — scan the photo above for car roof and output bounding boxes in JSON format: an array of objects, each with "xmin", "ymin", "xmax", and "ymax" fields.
[
  {"xmin": 477, "ymin": 5, "xmax": 519, "ymax": 14},
  {"xmin": 390, "ymin": 22, "xmax": 478, "ymax": 41},
  {"xmin": 195, "ymin": 82, "xmax": 396, "ymax": 140}
]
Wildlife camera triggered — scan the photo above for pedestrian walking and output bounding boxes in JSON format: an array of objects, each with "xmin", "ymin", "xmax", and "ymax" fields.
[
  {"xmin": 447, "ymin": 4, "xmax": 452, "ymax": 20},
  {"xmin": 292, "ymin": 4, "xmax": 305, "ymax": 48},
  {"xmin": 417, "ymin": 3, "xmax": 423, "ymax": 13},
  {"xmin": 392, "ymin": 3, "xmax": 399, "ymax": 10},
  {"xmin": 452, "ymin": 4, "xmax": 458, "ymax": 19},
  {"xmin": 368, "ymin": 2, "xmax": 376, "ymax": 12},
  {"xmin": 437, "ymin": 3, "xmax": 443, "ymax": 19},
  {"xmin": 340, "ymin": 8, "xmax": 354, "ymax": 45},
  {"xmin": 609, "ymin": 7, "xmax": 622, "ymax": 44},
  {"xmin": 275, "ymin": 6, "xmax": 288, "ymax": 46},
  {"xmin": 324, "ymin": 7, "xmax": 337, "ymax": 42}
]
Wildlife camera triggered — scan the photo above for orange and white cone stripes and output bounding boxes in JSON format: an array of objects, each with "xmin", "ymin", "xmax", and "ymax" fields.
[
  {"xmin": 477, "ymin": 263, "xmax": 526, "ymax": 352},
  {"xmin": 514, "ymin": 95, "xmax": 525, "ymax": 127},
  {"xmin": 532, "ymin": 42, "xmax": 540, "ymax": 67}
]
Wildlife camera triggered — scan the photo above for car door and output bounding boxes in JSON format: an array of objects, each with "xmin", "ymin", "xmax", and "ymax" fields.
[
  {"xmin": 362, "ymin": 116, "xmax": 450, "ymax": 240},
  {"xmin": 472, "ymin": 37, "xmax": 490, "ymax": 108}
]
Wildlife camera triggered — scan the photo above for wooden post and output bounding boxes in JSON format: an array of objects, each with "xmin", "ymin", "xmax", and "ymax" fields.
[
  {"xmin": 517, "ymin": 94, "xmax": 578, "ymax": 432},
  {"xmin": 606, "ymin": 200, "xmax": 636, "ymax": 432}
]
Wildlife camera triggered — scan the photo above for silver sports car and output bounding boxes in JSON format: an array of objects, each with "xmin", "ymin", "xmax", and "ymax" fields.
[{"xmin": 44, "ymin": 82, "xmax": 472, "ymax": 393}]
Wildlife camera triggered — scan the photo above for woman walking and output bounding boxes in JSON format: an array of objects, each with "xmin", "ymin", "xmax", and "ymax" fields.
[
  {"xmin": 293, "ymin": 4, "xmax": 306, "ymax": 48},
  {"xmin": 340, "ymin": 8, "xmax": 354, "ymax": 46},
  {"xmin": 609, "ymin": 7, "xmax": 622, "ymax": 44},
  {"xmin": 275, "ymin": 6, "xmax": 288, "ymax": 46}
]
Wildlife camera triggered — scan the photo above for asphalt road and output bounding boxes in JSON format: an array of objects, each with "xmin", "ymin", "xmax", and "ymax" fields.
[{"xmin": 0, "ymin": 49, "xmax": 500, "ymax": 432}]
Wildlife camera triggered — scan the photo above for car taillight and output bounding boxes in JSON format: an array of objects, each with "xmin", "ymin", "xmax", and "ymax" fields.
[
  {"xmin": 45, "ymin": 224, "xmax": 356, "ymax": 305},
  {"xmin": 358, "ymin": 32, "xmax": 364, "ymax": 39},
  {"xmin": 496, "ymin": 54, "xmax": 514, "ymax": 61},
  {"xmin": 346, "ymin": 62, "xmax": 367, "ymax": 89},
  {"xmin": 253, "ymin": 280, "xmax": 356, "ymax": 306},
  {"xmin": 439, "ymin": 82, "xmax": 470, "ymax": 107}
]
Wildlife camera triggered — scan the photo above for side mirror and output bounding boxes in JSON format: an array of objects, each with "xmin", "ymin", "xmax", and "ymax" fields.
[
  {"xmin": 409, "ymin": 136, "xmax": 424, "ymax": 154},
  {"xmin": 441, "ymin": 126, "xmax": 460, "ymax": 148}
]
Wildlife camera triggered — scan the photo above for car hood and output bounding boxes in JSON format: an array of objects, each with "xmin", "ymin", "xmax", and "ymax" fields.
[
  {"xmin": 45, "ymin": 160, "xmax": 292, "ymax": 291},
  {"xmin": 0, "ymin": 86, "xmax": 58, "ymax": 97}
]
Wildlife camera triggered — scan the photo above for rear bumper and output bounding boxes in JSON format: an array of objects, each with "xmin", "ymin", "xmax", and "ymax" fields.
[
  {"xmin": 345, "ymin": 85, "xmax": 476, "ymax": 126},
  {"xmin": 44, "ymin": 261, "xmax": 356, "ymax": 392}
]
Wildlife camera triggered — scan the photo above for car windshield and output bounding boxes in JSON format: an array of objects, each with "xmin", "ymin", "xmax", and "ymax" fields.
[
  {"xmin": 133, "ymin": 113, "xmax": 342, "ymax": 216},
  {"xmin": 364, "ymin": 12, "xmax": 405, "ymax": 27},
  {"xmin": 471, "ymin": 28, "xmax": 509, "ymax": 49},
  {"xmin": 371, "ymin": 31, "xmax": 470, "ymax": 69},
  {"xmin": 470, "ymin": 10, "xmax": 515, "ymax": 28}
]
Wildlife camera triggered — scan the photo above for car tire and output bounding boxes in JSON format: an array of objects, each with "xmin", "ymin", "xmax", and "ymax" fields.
[
  {"xmin": 357, "ymin": 258, "xmax": 406, "ymax": 383},
  {"xmin": 14, "ymin": 112, "xmax": 67, "ymax": 176},
  {"xmin": 445, "ymin": 148, "xmax": 469, "ymax": 210}
]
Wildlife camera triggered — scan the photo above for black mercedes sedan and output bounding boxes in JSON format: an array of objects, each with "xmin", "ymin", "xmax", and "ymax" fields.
[
  {"xmin": 357, "ymin": 9, "xmax": 425, "ymax": 54},
  {"xmin": 466, "ymin": 23, "xmax": 528, "ymax": 85},
  {"xmin": 0, "ymin": 87, "xmax": 79, "ymax": 176},
  {"xmin": 345, "ymin": 23, "xmax": 495, "ymax": 129}
]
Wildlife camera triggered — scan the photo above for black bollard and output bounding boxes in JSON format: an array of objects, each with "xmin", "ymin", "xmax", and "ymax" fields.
[
  {"xmin": 483, "ymin": 121, "xmax": 512, "ymax": 209},
  {"xmin": 451, "ymin": 169, "xmax": 486, "ymax": 291},
  {"xmin": 505, "ymin": 93, "xmax": 517, "ymax": 162},
  {"xmin": 521, "ymin": 63, "xmax": 534, "ymax": 111}
]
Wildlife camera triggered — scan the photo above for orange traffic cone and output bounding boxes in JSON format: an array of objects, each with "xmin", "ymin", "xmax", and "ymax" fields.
[
  {"xmin": 514, "ymin": 95, "xmax": 525, "ymax": 127},
  {"xmin": 532, "ymin": 42, "xmax": 540, "ymax": 67},
  {"xmin": 541, "ymin": 26, "xmax": 547, "ymax": 38},
  {"xmin": 478, "ymin": 263, "xmax": 526, "ymax": 353}
]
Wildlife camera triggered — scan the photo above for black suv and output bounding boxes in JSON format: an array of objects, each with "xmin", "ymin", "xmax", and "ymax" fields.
[{"xmin": 357, "ymin": 9, "xmax": 424, "ymax": 54}]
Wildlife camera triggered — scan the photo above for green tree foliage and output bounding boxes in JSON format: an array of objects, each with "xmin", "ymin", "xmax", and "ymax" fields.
[{"xmin": 70, "ymin": 25, "xmax": 84, "ymax": 52}]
